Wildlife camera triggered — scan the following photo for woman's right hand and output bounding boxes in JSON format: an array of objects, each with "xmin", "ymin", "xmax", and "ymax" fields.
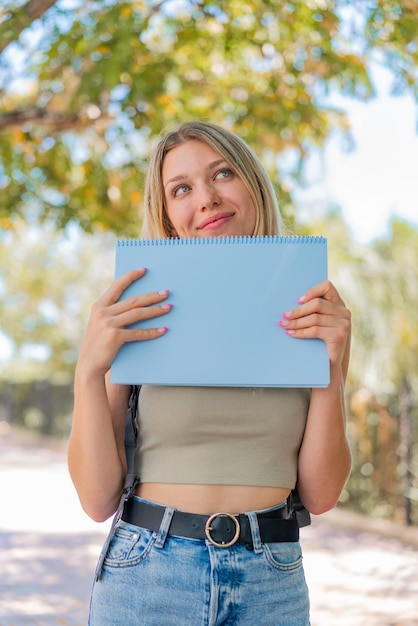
[{"xmin": 77, "ymin": 268, "xmax": 172, "ymax": 378}]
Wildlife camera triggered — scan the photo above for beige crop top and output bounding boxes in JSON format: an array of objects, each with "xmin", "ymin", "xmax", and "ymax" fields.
[{"xmin": 134, "ymin": 385, "xmax": 309, "ymax": 489}]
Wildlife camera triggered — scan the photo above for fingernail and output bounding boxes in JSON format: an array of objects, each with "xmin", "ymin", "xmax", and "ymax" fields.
[
  {"xmin": 278, "ymin": 320, "xmax": 289, "ymax": 327},
  {"xmin": 158, "ymin": 289, "xmax": 170, "ymax": 295},
  {"xmin": 282, "ymin": 311, "xmax": 292, "ymax": 319},
  {"xmin": 161, "ymin": 303, "xmax": 172, "ymax": 310},
  {"xmin": 297, "ymin": 295, "xmax": 306, "ymax": 303},
  {"xmin": 286, "ymin": 329, "xmax": 296, "ymax": 336},
  {"xmin": 157, "ymin": 327, "xmax": 168, "ymax": 333},
  {"xmin": 138, "ymin": 267, "xmax": 147, "ymax": 272}
]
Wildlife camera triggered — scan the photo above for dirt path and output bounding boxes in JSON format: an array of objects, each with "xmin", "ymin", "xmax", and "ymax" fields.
[{"xmin": 1, "ymin": 427, "xmax": 417, "ymax": 625}]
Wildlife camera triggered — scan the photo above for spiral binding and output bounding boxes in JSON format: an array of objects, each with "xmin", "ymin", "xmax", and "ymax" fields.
[{"xmin": 117, "ymin": 236, "xmax": 326, "ymax": 246}]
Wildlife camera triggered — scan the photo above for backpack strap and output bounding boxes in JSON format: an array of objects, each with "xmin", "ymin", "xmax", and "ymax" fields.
[
  {"xmin": 95, "ymin": 384, "xmax": 141, "ymax": 581},
  {"xmin": 124, "ymin": 384, "xmax": 141, "ymax": 490}
]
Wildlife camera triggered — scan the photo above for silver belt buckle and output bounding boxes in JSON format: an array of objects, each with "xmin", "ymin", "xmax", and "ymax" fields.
[{"xmin": 204, "ymin": 512, "xmax": 240, "ymax": 548}]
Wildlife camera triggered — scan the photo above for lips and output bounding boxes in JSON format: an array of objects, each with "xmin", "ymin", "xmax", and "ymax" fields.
[{"xmin": 198, "ymin": 212, "xmax": 235, "ymax": 230}]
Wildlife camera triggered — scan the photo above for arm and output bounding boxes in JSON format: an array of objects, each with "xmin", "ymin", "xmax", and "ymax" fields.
[
  {"xmin": 68, "ymin": 268, "xmax": 171, "ymax": 522},
  {"xmin": 279, "ymin": 280, "xmax": 352, "ymax": 515}
]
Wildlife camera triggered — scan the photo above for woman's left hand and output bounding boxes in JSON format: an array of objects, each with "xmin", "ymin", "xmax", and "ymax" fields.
[{"xmin": 278, "ymin": 279, "xmax": 351, "ymax": 371}]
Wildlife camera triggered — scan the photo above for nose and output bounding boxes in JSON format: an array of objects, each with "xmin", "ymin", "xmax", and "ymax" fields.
[{"xmin": 196, "ymin": 182, "xmax": 221, "ymax": 211}]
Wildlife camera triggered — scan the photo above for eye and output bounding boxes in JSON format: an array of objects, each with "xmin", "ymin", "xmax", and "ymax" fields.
[
  {"xmin": 173, "ymin": 183, "xmax": 191, "ymax": 197},
  {"xmin": 215, "ymin": 168, "xmax": 233, "ymax": 180}
]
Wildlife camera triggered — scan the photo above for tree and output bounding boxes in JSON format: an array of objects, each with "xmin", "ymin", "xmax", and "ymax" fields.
[{"xmin": 1, "ymin": 0, "xmax": 417, "ymax": 233}]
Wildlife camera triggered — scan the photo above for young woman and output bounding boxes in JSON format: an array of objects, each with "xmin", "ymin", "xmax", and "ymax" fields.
[{"xmin": 69, "ymin": 122, "xmax": 351, "ymax": 625}]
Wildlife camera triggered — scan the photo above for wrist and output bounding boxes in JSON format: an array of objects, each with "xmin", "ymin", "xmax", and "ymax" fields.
[
  {"xmin": 329, "ymin": 360, "xmax": 345, "ymax": 384},
  {"xmin": 74, "ymin": 365, "xmax": 107, "ymax": 392}
]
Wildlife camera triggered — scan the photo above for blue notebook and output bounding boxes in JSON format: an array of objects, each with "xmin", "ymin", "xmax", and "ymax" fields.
[{"xmin": 111, "ymin": 236, "xmax": 329, "ymax": 387}]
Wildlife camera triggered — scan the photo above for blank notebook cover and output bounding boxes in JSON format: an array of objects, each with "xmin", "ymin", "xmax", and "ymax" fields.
[{"xmin": 111, "ymin": 236, "xmax": 329, "ymax": 387}]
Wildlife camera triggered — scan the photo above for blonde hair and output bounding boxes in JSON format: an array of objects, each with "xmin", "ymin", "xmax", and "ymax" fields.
[{"xmin": 141, "ymin": 121, "xmax": 282, "ymax": 238}]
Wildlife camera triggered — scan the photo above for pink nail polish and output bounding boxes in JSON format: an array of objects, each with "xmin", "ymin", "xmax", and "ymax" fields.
[
  {"xmin": 282, "ymin": 311, "xmax": 292, "ymax": 319},
  {"xmin": 161, "ymin": 303, "xmax": 172, "ymax": 310},
  {"xmin": 278, "ymin": 320, "xmax": 289, "ymax": 327},
  {"xmin": 157, "ymin": 327, "xmax": 168, "ymax": 333},
  {"xmin": 286, "ymin": 329, "xmax": 296, "ymax": 336},
  {"xmin": 297, "ymin": 295, "xmax": 306, "ymax": 303},
  {"xmin": 158, "ymin": 289, "xmax": 170, "ymax": 296}
]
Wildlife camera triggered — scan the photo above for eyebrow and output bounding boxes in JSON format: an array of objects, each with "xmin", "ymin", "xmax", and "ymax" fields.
[{"xmin": 163, "ymin": 159, "xmax": 228, "ymax": 188}]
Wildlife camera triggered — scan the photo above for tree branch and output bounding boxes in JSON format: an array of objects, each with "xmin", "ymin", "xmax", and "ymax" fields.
[
  {"xmin": 0, "ymin": 0, "xmax": 58, "ymax": 54},
  {"xmin": 0, "ymin": 107, "xmax": 83, "ymax": 130}
]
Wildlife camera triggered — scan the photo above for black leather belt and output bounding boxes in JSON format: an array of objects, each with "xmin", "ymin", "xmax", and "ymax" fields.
[{"xmin": 121, "ymin": 498, "xmax": 299, "ymax": 547}]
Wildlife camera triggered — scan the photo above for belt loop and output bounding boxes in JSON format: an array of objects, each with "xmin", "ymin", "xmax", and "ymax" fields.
[
  {"xmin": 246, "ymin": 512, "xmax": 263, "ymax": 554},
  {"xmin": 154, "ymin": 506, "xmax": 175, "ymax": 549}
]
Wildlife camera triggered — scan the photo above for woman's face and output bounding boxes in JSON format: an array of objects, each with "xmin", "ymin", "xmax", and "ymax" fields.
[{"xmin": 162, "ymin": 140, "xmax": 257, "ymax": 238}]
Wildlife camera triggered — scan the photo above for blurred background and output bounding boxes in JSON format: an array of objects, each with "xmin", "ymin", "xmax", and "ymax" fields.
[{"xmin": 0, "ymin": 1, "xmax": 418, "ymax": 623}]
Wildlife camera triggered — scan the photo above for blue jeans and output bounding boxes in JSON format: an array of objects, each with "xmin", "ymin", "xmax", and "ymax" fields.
[{"xmin": 89, "ymin": 497, "xmax": 310, "ymax": 625}]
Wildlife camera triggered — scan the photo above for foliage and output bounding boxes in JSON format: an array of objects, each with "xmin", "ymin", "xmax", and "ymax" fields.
[
  {"xmin": 0, "ymin": 219, "xmax": 115, "ymax": 382},
  {"xmin": 299, "ymin": 213, "xmax": 418, "ymax": 524},
  {"xmin": 0, "ymin": 0, "xmax": 417, "ymax": 233},
  {"xmin": 345, "ymin": 220, "xmax": 418, "ymax": 524},
  {"xmin": 0, "ymin": 378, "xmax": 74, "ymax": 438}
]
